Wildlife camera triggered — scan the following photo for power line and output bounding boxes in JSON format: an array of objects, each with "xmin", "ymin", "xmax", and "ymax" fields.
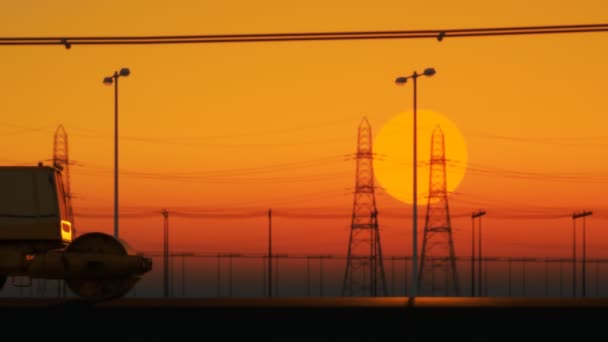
[
  {"xmin": 1, "ymin": 24, "xmax": 607, "ymax": 46},
  {"xmin": 74, "ymin": 154, "xmax": 346, "ymax": 176},
  {"xmin": 469, "ymin": 132, "xmax": 608, "ymax": 144},
  {"xmin": 377, "ymin": 156, "xmax": 608, "ymax": 183},
  {"xmin": 72, "ymin": 205, "xmax": 608, "ymax": 221},
  {"xmin": 74, "ymin": 168, "xmax": 352, "ymax": 184},
  {"xmin": 0, "ymin": 117, "xmax": 358, "ymax": 147}
]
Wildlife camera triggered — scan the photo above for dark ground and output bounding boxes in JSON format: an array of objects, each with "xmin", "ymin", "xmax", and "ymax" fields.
[{"xmin": 0, "ymin": 297, "xmax": 606, "ymax": 340}]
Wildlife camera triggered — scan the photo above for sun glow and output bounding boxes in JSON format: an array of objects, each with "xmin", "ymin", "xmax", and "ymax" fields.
[{"xmin": 373, "ymin": 110, "xmax": 468, "ymax": 205}]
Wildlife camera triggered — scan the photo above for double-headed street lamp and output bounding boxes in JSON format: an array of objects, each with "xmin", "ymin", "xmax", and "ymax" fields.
[
  {"xmin": 103, "ymin": 67, "xmax": 130, "ymax": 239},
  {"xmin": 395, "ymin": 67, "xmax": 436, "ymax": 300}
]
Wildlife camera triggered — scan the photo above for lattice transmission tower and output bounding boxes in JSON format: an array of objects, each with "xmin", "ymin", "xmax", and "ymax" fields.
[
  {"xmin": 53, "ymin": 125, "xmax": 75, "ymax": 233},
  {"xmin": 417, "ymin": 126, "xmax": 460, "ymax": 296},
  {"xmin": 342, "ymin": 117, "xmax": 388, "ymax": 297}
]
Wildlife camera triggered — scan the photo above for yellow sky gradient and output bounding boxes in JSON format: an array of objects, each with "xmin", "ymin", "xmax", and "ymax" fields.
[{"xmin": 1, "ymin": 0, "xmax": 607, "ymax": 260}]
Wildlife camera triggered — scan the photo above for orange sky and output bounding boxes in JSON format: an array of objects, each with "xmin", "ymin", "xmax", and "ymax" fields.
[{"xmin": 1, "ymin": 0, "xmax": 608, "ymax": 265}]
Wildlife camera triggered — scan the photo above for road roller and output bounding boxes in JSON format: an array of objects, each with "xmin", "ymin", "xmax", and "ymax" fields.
[{"xmin": 0, "ymin": 164, "xmax": 152, "ymax": 300}]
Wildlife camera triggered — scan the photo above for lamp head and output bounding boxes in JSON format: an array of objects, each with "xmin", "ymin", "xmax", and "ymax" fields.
[
  {"xmin": 395, "ymin": 76, "xmax": 408, "ymax": 85},
  {"xmin": 423, "ymin": 68, "xmax": 436, "ymax": 77},
  {"xmin": 103, "ymin": 77, "xmax": 114, "ymax": 85},
  {"xmin": 119, "ymin": 68, "xmax": 131, "ymax": 77}
]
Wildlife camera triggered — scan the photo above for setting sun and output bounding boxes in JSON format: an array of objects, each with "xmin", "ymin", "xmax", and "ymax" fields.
[{"xmin": 373, "ymin": 109, "xmax": 468, "ymax": 205}]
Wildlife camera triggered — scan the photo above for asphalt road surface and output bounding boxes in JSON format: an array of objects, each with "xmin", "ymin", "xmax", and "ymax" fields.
[{"xmin": 1, "ymin": 297, "xmax": 606, "ymax": 340}]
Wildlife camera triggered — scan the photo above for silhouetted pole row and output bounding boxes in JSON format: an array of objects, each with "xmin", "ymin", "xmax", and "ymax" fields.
[
  {"xmin": 184, "ymin": 254, "xmax": 606, "ymax": 298},
  {"xmin": 573, "ymin": 210, "xmax": 592, "ymax": 297},
  {"xmin": 471, "ymin": 210, "xmax": 486, "ymax": 297},
  {"xmin": 7, "ymin": 253, "xmax": 608, "ymax": 298},
  {"xmin": 113, "ymin": 204, "xmax": 598, "ymax": 299}
]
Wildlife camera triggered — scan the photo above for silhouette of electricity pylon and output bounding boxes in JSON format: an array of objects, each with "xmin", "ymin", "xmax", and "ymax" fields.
[
  {"xmin": 418, "ymin": 126, "xmax": 460, "ymax": 296},
  {"xmin": 342, "ymin": 117, "xmax": 388, "ymax": 297},
  {"xmin": 53, "ymin": 125, "xmax": 75, "ymax": 234}
]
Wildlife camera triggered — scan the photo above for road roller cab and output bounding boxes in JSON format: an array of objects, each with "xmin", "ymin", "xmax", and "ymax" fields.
[
  {"xmin": 0, "ymin": 165, "xmax": 72, "ymax": 248},
  {"xmin": 0, "ymin": 163, "xmax": 152, "ymax": 300}
]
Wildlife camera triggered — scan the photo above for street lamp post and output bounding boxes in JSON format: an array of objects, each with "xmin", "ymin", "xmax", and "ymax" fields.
[
  {"xmin": 572, "ymin": 210, "xmax": 592, "ymax": 297},
  {"xmin": 103, "ymin": 67, "xmax": 130, "ymax": 239},
  {"xmin": 472, "ymin": 209, "xmax": 486, "ymax": 297},
  {"xmin": 395, "ymin": 67, "xmax": 436, "ymax": 300}
]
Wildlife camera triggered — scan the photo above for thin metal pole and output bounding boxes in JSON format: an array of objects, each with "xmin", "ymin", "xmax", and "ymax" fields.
[
  {"xmin": 114, "ymin": 75, "xmax": 119, "ymax": 239},
  {"xmin": 471, "ymin": 216, "xmax": 475, "ymax": 297},
  {"xmin": 162, "ymin": 209, "xmax": 169, "ymax": 298},
  {"xmin": 484, "ymin": 257, "xmax": 488, "ymax": 296},
  {"xmin": 391, "ymin": 256, "xmax": 395, "ymax": 296},
  {"xmin": 560, "ymin": 259, "xmax": 563, "ymax": 297},
  {"xmin": 371, "ymin": 211, "xmax": 377, "ymax": 297},
  {"xmin": 478, "ymin": 215, "xmax": 482, "ymax": 296},
  {"xmin": 573, "ymin": 217, "xmax": 576, "ymax": 297},
  {"xmin": 431, "ymin": 263, "xmax": 435, "ymax": 296},
  {"xmin": 596, "ymin": 260, "xmax": 600, "ymax": 297},
  {"xmin": 228, "ymin": 254, "xmax": 233, "ymax": 297},
  {"xmin": 170, "ymin": 253, "xmax": 174, "ymax": 297},
  {"xmin": 320, "ymin": 257, "xmax": 324, "ymax": 297},
  {"xmin": 182, "ymin": 254, "xmax": 186, "ymax": 297},
  {"xmin": 545, "ymin": 260, "xmax": 549, "ymax": 297},
  {"xmin": 404, "ymin": 257, "xmax": 408, "ymax": 296},
  {"xmin": 307, "ymin": 257, "xmax": 311, "ymax": 297},
  {"xmin": 275, "ymin": 255, "xmax": 279, "ymax": 297},
  {"xmin": 216, "ymin": 254, "xmax": 221, "ymax": 297},
  {"xmin": 595, "ymin": 259, "xmax": 600, "ymax": 297},
  {"xmin": 268, "ymin": 208, "xmax": 272, "ymax": 297},
  {"xmin": 508, "ymin": 258, "xmax": 512, "ymax": 297},
  {"xmin": 572, "ymin": 211, "xmax": 592, "ymax": 297},
  {"xmin": 522, "ymin": 260, "xmax": 526, "ymax": 297},
  {"xmin": 262, "ymin": 255, "xmax": 266, "ymax": 296},
  {"xmin": 411, "ymin": 73, "xmax": 418, "ymax": 299},
  {"xmin": 445, "ymin": 264, "xmax": 449, "ymax": 295},
  {"xmin": 582, "ymin": 216, "xmax": 587, "ymax": 297}
]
